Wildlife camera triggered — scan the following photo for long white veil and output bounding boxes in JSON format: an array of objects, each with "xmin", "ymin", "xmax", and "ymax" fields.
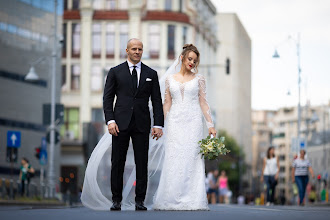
[{"xmin": 81, "ymin": 58, "xmax": 182, "ymax": 211}]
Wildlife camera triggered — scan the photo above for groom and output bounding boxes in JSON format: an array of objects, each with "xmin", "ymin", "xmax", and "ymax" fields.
[{"xmin": 103, "ymin": 38, "xmax": 164, "ymax": 211}]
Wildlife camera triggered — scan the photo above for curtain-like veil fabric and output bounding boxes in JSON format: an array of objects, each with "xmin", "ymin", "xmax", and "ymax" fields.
[{"xmin": 81, "ymin": 58, "xmax": 182, "ymax": 211}]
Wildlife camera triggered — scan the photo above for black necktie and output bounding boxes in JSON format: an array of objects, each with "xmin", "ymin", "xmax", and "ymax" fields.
[{"xmin": 132, "ymin": 66, "xmax": 137, "ymax": 94}]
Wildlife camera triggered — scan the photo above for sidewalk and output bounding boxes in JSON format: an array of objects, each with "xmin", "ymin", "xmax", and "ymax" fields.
[{"xmin": 0, "ymin": 199, "xmax": 66, "ymax": 207}]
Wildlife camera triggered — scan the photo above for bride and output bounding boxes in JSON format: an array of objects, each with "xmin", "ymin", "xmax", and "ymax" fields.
[{"xmin": 81, "ymin": 44, "xmax": 216, "ymax": 211}]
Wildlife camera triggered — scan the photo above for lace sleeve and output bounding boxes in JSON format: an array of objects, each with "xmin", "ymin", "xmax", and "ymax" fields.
[
  {"xmin": 198, "ymin": 75, "xmax": 214, "ymax": 129},
  {"xmin": 163, "ymin": 76, "xmax": 172, "ymax": 119}
]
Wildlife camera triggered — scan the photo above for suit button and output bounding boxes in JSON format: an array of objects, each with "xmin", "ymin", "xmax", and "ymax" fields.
[{"xmin": 131, "ymin": 107, "xmax": 134, "ymax": 110}]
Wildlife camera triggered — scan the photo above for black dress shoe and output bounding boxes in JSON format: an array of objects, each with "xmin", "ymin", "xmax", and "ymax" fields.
[
  {"xmin": 110, "ymin": 201, "xmax": 121, "ymax": 211},
  {"xmin": 135, "ymin": 201, "xmax": 147, "ymax": 211}
]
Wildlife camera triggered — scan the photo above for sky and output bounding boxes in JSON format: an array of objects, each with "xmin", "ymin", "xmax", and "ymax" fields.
[{"xmin": 211, "ymin": 0, "xmax": 330, "ymax": 110}]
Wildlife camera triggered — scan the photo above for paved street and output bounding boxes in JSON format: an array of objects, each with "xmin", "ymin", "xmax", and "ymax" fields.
[{"xmin": 1, "ymin": 204, "xmax": 330, "ymax": 220}]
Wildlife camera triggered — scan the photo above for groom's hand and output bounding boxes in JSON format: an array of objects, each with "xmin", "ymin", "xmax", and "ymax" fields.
[
  {"xmin": 152, "ymin": 128, "xmax": 163, "ymax": 140},
  {"xmin": 108, "ymin": 122, "xmax": 119, "ymax": 136}
]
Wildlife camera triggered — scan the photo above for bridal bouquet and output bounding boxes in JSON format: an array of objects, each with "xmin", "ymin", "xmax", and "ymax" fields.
[{"xmin": 198, "ymin": 136, "xmax": 230, "ymax": 160}]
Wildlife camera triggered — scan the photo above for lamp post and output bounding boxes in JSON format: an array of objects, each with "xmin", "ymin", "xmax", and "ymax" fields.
[
  {"xmin": 273, "ymin": 33, "xmax": 302, "ymax": 154},
  {"xmin": 25, "ymin": 0, "xmax": 58, "ymax": 198}
]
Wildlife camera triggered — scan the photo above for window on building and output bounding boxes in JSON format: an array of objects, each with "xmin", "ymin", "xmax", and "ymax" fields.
[
  {"xmin": 149, "ymin": 24, "xmax": 160, "ymax": 59},
  {"xmin": 106, "ymin": 0, "xmax": 116, "ymax": 10},
  {"xmin": 72, "ymin": 0, "xmax": 79, "ymax": 10},
  {"xmin": 147, "ymin": 0, "xmax": 158, "ymax": 10},
  {"xmin": 62, "ymin": 23, "xmax": 67, "ymax": 57},
  {"xmin": 120, "ymin": 23, "xmax": 128, "ymax": 58},
  {"xmin": 106, "ymin": 23, "xmax": 115, "ymax": 58},
  {"xmin": 71, "ymin": 64, "xmax": 80, "ymax": 90},
  {"xmin": 91, "ymin": 65, "xmax": 102, "ymax": 92},
  {"xmin": 63, "ymin": 0, "xmax": 68, "ymax": 10},
  {"xmin": 279, "ymin": 177, "xmax": 286, "ymax": 184},
  {"xmin": 92, "ymin": 23, "xmax": 101, "ymax": 58},
  {"xmin": 92, "ymin": 108, "xmax": 104, "ymax": 122},
  {"xmin": 62, "ymin": 65, "xmax": 67, "ymax": 91},
  {"xmin": 93, "ymin": 0, "xmax": 103, "ymax": 9},
  {"xmin": 279, "ymin": 155, "xmax": 286, "ymax": 161},
  {"xmin": 182, "ymin": 26, "xmax": 187, "ymax": 45},
  {"xmin": 119, "ymin": 0, "xmax": 128, "ymax": 9},
  {"xmin": 61, "ymin": 108, "xmax": 80, "ymax": 139},
  {"xmin": 165, "ymin": 0, "xmax": 172, "ymax": 11},
  {"xmin": 280, "ymin": 166, "xmax": 285, "ymax": 172},
  {"xmin": 280, "ymin": 122, "xmax": 285, "ymax": 127},
  {"xmin": 226, "ymin": 58, "xmax": 230, "ymax": 74},
  {"xmin": 167, "ymin": 25, "xmax": 175, "ymax": 59},
  {"xmin": 72, "ymin": 23, "xmax": 81, "ymax": 57}
]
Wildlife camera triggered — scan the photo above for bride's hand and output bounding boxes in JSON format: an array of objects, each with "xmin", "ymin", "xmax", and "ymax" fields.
[{"xmin": 208, "ymin": 127, "xmax": 216, "ymax": 137}]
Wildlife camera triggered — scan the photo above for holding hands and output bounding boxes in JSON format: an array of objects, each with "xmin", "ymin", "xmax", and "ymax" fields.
[
  {"xmin": 108, "ymin": 122, "xmax": 119, "ymax": 136},
  {"xmin": 152, "ymin": 128, "xmax": 163, "ymax": 140}
]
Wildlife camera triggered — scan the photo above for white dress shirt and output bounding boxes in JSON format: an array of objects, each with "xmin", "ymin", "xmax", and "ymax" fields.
[{"xmin": 107, "ymin": 60, "xmax": 162, "ymax": 129}]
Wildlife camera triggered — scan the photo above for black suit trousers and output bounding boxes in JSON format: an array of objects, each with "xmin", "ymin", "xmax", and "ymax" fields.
[{"xmin": 111, "ymin": 115, "xmax": 149, "ymax": 203}]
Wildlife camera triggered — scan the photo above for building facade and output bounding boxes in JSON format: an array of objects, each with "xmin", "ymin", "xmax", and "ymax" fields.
[
  {"xmin": 0, "ymin": 0, "xmax": 62, "ymax": 190},
  {"xmin": 61, "ymin": 0, "xmax": 218, "ymax": 194}
]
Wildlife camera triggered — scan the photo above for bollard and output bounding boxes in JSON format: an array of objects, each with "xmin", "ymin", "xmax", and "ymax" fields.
[
  {"xmin": 1, "ymin": 178, "xmax": 5, "ymax": 199},
  {"xmin": 9, "ymin": 179, "xmax": 14, "ymax": 200},
  {"xmin": 41, "ymin": 184, "xmax": 45, "ymax": 199},
  {"xmin": 16, "ymin": 180, "xmax": 21, "ymax": 198}
]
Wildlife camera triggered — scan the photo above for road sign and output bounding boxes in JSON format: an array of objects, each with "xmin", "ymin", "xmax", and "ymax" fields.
[
  {"xmin": 46, "ymin": 131, "xmax": 60, "ymax": 144},
  {"xmin": 40, "ymin": 137, "xmax": 47, "ymax": 165},
  {"xmin": 7, "ymin": 131, "xmax": 21, "ymax": 148}
]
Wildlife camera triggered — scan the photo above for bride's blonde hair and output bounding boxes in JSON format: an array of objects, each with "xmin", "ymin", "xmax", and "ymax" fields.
[{"xmin": 180, "ymin": 44, "xmax": 200, "ymax": 73}]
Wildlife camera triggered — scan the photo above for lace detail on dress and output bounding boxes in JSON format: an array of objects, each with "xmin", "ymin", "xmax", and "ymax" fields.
[
  {"xmin": 163, "ymin": 76, "xmax": 172, "ymax": 119},
  {"xmin": 197, "ymin": 75, "xmax": 215, "ymax": 129},
  {"xmin": 180, "ymin": 84, "xmax": 185, "ymax": 101}
]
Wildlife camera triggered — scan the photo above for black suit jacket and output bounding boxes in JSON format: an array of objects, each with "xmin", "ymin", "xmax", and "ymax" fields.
[{"xmin": 103, "ymin": 61, "xmax": 164, "ymax": 132}]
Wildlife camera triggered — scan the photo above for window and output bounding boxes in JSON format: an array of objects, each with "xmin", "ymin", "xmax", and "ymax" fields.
[
  {"xmin": 92, "ymin": 108, "xmax": 104, "ymax": 122},
  {"xmin": 91, "ymin": 65, "xmax": 102, "ymax": 92},
  {"xmin": 179, "ymin": 0, "xmax": 184, "ymax": 12},
  {"xmin": 182, "ymin": 26, "xmax": 187, "ymax": 44},
  {"xmin": 280, "ymin": 166, "xmax": 285, "ymax": 172},
  {"xmin": 72, "ymin": 0, "xmax": 79, "ymax": 10},
  {"xmin": 93, "ymin": 0, "xmax": 103, "ymax": 9},
  {"xmin": 147, "ymin": 0, "xmax": 158, "ymax": 10},
  {"xmin": 92, "ymin": 24, "xmax": 101, "ymax": 57},
  {"xmin": 279, "ymin": 155, "xmax": 286, "ymax": 161},
  {"xmin": 279, "ymin": 177, "xmax": 286, "ymax": 184},
  {"xmin": 61, "ymin": 65, "xmax": 67, "ymax": 91},
  {"xmin": 71, "ymin": 64, "xmax": 80, "ymax": 90},
  {"xmin": 72, "ymin": 23, "xmax": 81, "ymax": 57},
  {"xmin": 280, "ymin": 122, "xmax": 285, "ymax": 127},
  {"xmin": 149, "ymin": 24, "xmax": 160, "ymax": 59},
  {"xmin": 226, "ymin": 58, "xmax": 230, "ymax": 74},
  {"xmin": 63, "ymin": 0, "xmax": 68, "ymax": 10},
  {"xmin": 120, "ymin": 23, "xmax": 128, "ymax": 58},
  {"xmin": 165, "ymin": 0, "xmax": 172, "ymax": 11},
  {"xmin": 167, "ymin": 25, "xmax": 175, "ymax": 59},
  {"xmin": 60, "ymin": 108, "xmax": 80, "ymax": 139},
  {"xmin": 62, "ymin": 23, "xmax": 67, "ymax": 57},
  {"xmin": 106, "ymin": 23, "xmax": 115, "ymax": 58},
  {"xmin": 106, "ymin": 0, "xmax": 116, "ymax": 10}
]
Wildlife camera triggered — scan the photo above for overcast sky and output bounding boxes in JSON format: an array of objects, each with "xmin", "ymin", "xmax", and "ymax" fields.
[{"xmin": 211, "ymin": 0, "xmax": 330, "ymax": 110}]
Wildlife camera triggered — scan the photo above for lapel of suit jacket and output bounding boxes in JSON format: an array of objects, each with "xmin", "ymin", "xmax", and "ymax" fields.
[
  {"xmin": 136, "ymin": 62, "xmax": 148, "ymax": 95},
  {"xmin": 123, "ymin": 61, "xmax": 135, "ymax": 95}
]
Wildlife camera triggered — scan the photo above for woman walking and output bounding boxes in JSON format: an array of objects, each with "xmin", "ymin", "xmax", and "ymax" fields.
[
  {"xmin": 292, "ymin": 149, "xmax": 315, "ymax": 206},
  {"xmin": 217, "ymin": 170, "xmax": 229, "ymax": 204},
  {"xmin": 260, "ymin": 146, "xmax": 279, "ymax": 206}
]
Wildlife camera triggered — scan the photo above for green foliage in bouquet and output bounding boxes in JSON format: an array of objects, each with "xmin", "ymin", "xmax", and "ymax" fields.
[{"xmin": 198, "ymin": 136, "xmax": 230, "ymax": 160}]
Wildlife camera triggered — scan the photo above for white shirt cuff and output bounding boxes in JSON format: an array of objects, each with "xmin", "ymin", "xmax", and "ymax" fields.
[
  {"xmin": 107, "ymin": 120, "xmax": 116, "ymax": 125},
  {"xmin": 153, "ymin": 126, "xmax": 163, "ymax": 129}
]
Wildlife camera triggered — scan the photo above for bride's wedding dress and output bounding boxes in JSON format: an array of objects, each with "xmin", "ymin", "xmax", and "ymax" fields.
[
  {"xmin": 152, "ymin": 74, "xmax": 213, "ymax": 210},
  {"xmin": 81, "ymin": 59, "xmax": 214, "ymax": 211}
]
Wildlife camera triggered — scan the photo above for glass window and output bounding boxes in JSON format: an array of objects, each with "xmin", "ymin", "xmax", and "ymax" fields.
[
  {"xmin": 91, "ymin": 65, "xmax": 102, "ymax": 91},
  {"xmin": 62, "ymin": 65, "xmax": 67, "ymax": 91},
  {"xmin": 71, "ymin": 64, "xmax": 80, "ymax": 90},
  {"xmin": 17, "ymin": 27, "xmax": 31, "ymax": 39},
  {"xmin": 92, "ymin": 24, "xmax": 101, "ymax": 57},
  {"xmin": 93, "ymin": 0, "xmax": 103, "ymax": 10},
  {"xmin": 72, "ymin": 23, "xmax": 80, "ymax": 56},
  {"xmin": 60, "ymin": 108, "xmax": 80, "ymax": 139},
  {"xmin": 7, "ymin": 24, "xmax": 17, "ymax": 34},
  {"xmin": 63, "ymin": 0, "xmax": 68, "ymax": 10},
  {"xmin": 120, "ymin": 23, "xmax": 128, "ymax": 58},
  {"xmin": 165, "ymin": 0, "xmax": 172, "ymax": 11},
  {"xmin": 72, "ymin": 0, "xmax": 80, "ymax": 9},
  {"xmin": 0, "ymin": 22, "xmax": 7, "ymax": 31},
  {"xmin": 182, "ymin": 26, "xmax": 187, "ymax": 44},
  {"xmin": 92, "ymin": 108, "xmax": 104, "ymax": 122},
  {"xmin": 167, "ymin": 25, "xmax": 175, "ymax": 59},
  {"xmin": 62, "ymin": 23, "xmax": 67, "ymax": 56},
  {"xmin": 106, "ymin": 23, "xmax": 115, "ymax": 58},
  {"xmin": 147, "ymin": 0, "xmax": 158, "ymax": 10},
  {"xmin": 106, "ymin": 0, "xmax": 116, "ymax": 10},
  {"xmin": 149, "ymin": 24, "xmax": 160, "ymax": 59}
]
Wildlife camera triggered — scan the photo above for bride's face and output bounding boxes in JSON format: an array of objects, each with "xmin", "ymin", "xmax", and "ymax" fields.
[{"xmin": 182, "ymin": 51, "xmax": 198, "ymax": 72}]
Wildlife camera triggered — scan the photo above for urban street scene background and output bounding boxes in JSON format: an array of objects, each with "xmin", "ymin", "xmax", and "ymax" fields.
[{"xmin": 0, "ymin": 0, "xmax": 329, "ymax": 218}]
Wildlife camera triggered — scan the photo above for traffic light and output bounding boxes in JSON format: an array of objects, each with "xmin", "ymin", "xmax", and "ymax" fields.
[{"xmin": 35, "ymin": 147, "xmax": 41, "ymax": 159}]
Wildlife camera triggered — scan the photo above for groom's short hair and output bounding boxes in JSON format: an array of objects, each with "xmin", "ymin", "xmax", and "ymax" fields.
[{"xmin": 127, "ymin": 38, "xmax": 143, "ymax": 49}]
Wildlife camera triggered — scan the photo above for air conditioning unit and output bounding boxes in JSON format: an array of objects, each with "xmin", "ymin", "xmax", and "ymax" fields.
[{"xmin": 65, "ymin": 130, "xmax": 75, "ymax": 140}]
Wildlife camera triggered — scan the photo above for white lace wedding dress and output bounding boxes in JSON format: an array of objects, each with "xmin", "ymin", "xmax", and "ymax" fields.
[{"xmin": 152, "ymin": 74, "xmax": 214, "ymax": 210}]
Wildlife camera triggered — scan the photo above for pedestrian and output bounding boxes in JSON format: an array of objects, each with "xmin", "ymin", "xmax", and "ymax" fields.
[
  {"xmin": 260, "ymin": 146, "xmax": 279, "ymax": 206},
  {"xmin": 19, "ymin": 157, "xmax": 35, "ymax": 196},
  {"xmin": 291, "ymin": 149, "xmax": 315, "ymax": 206},
  {"xmin": 217, "ymin": 170, "xmax": 229, "ymax": 203},
  {"xmin": 207, "ymin": 170, "xmax": 218, "ymax": 204}
]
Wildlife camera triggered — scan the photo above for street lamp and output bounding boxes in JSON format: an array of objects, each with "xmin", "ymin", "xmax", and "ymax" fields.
[
  {"xmin": 25, "ymin": 0, "xmax": 58, "ymax": 198},
  {"xmin": 272, "ymin": 33, "xmax": 302, "ymax": 154}
]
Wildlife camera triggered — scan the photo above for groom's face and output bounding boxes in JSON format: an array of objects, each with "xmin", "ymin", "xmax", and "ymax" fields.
[{"xmin": 126, "ymin": 40, "xmax": 143, "ymax": 64}]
